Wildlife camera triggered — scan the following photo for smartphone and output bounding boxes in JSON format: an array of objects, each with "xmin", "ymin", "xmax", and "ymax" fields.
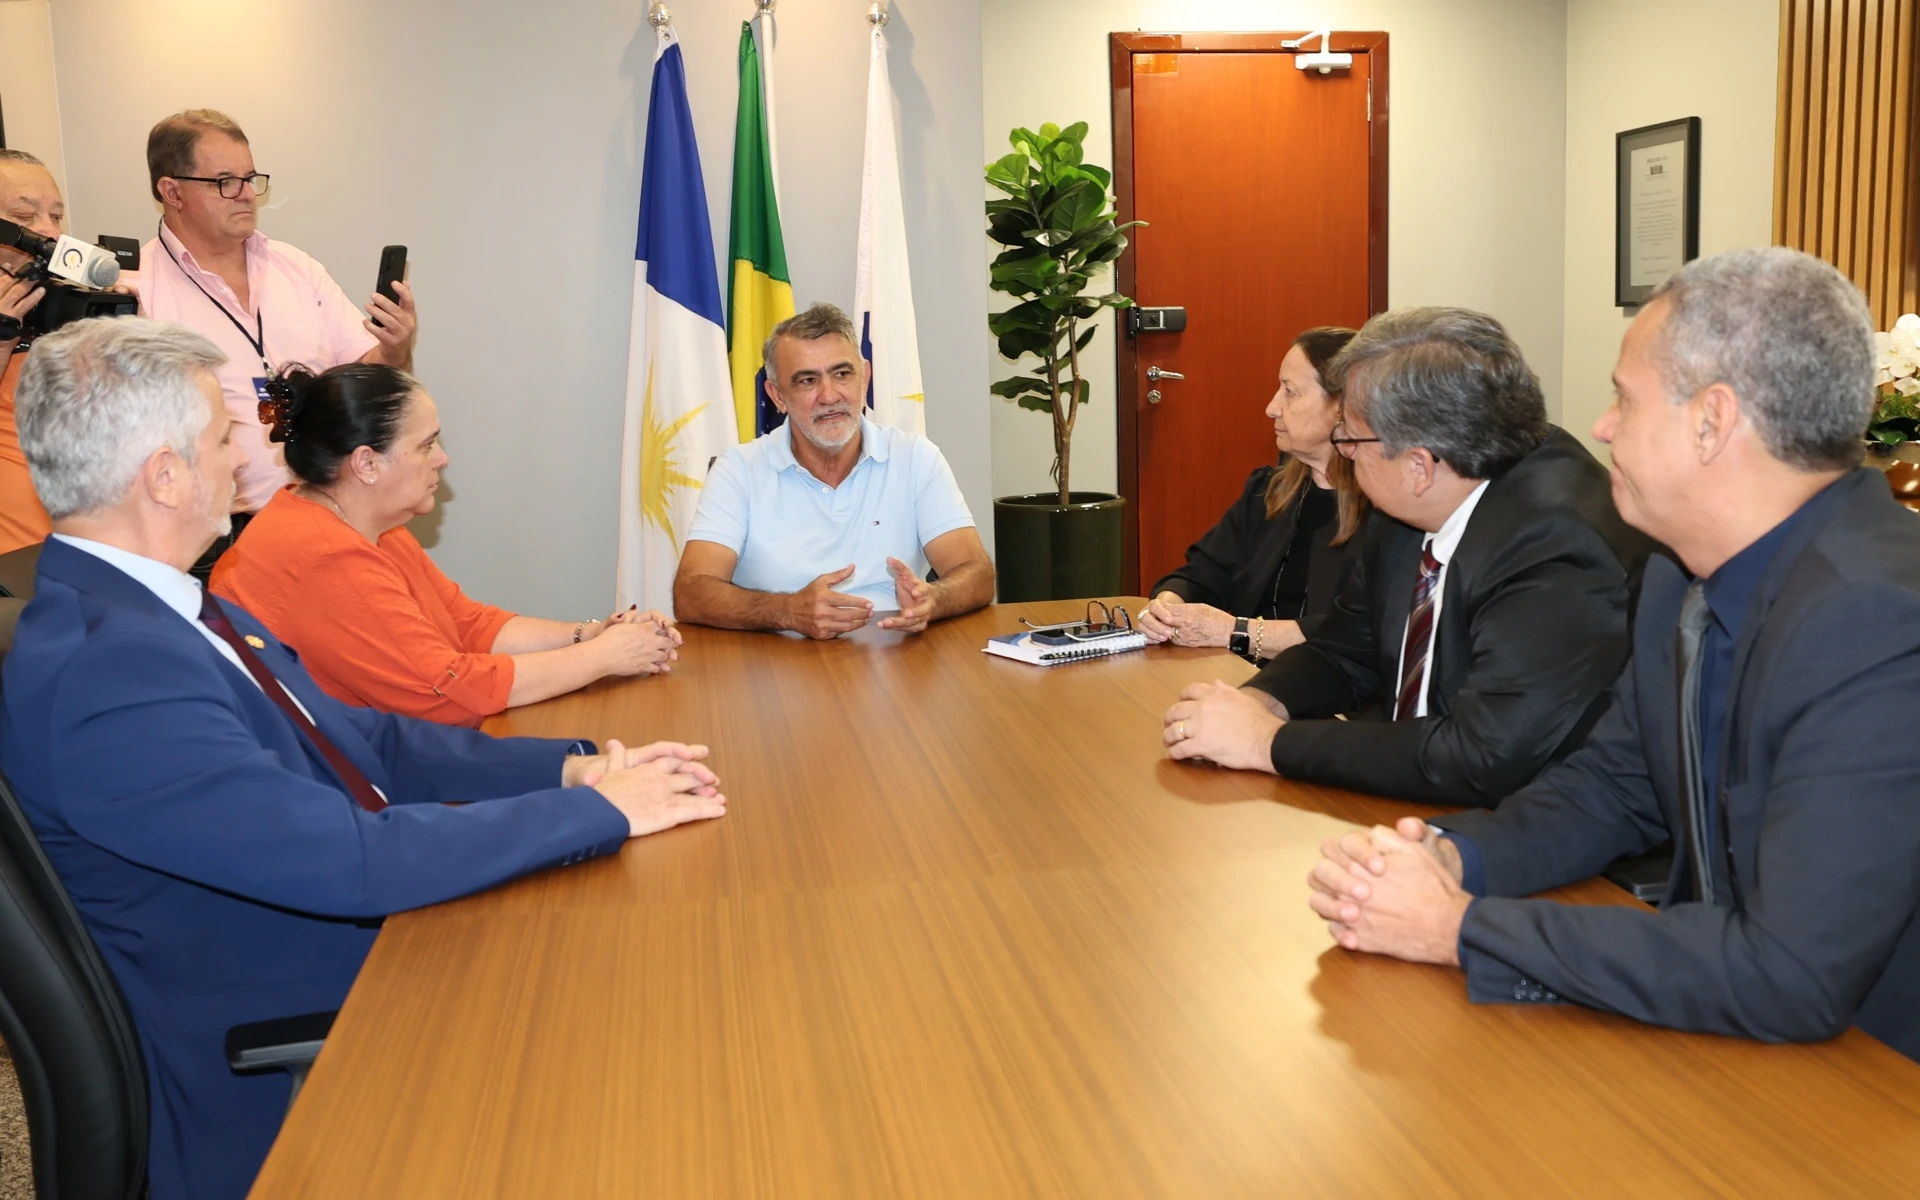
[{"xmin": 374, "ymin": 244, "xmax": 408, "ymax": 307}]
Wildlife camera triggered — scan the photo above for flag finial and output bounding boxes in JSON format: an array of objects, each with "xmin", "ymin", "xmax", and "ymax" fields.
[
  {"xmin": 757, "ymin": 0, "xmax": 776, "ymax": 12},
  {"xmin": 647, "ymin": 2, "xmax": 671, "ymax": 28},
  {"xmin": 868, "ymin": 1, "xmax": 889, "ymax": 25}
]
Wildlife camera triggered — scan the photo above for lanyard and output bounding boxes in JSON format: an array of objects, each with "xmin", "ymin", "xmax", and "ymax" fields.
[{"xmin": 156, "ymin": 219, "xmax": 267, "ymax": 371}]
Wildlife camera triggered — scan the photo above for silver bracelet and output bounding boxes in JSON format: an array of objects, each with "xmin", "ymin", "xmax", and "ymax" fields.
[{"xmin": 573, "ymin": 618, "xmax": 601, "ymax": 644}]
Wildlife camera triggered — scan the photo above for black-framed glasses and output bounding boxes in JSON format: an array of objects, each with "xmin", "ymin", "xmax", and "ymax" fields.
[
  {"xmin": 169, "ymin": 173, "xmax": 271, "ymax": 200},
  {"xmin": 1329, "ymin": 421, "xmax": 1382, "ymax": 459},
  {"xmin": 1020, "ymin": 601, "xmax": 1134, "ymax": 640}
]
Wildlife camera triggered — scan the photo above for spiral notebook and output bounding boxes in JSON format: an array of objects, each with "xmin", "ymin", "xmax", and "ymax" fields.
[{"xmin": 983, "ymin": 629, "xmax": 1147, "ymax": 666}]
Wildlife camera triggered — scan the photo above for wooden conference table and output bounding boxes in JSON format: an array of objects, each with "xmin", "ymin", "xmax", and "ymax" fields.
[{"xmin": 250, "ymin": 600, "xmax": 1920, "ymax": 1198}]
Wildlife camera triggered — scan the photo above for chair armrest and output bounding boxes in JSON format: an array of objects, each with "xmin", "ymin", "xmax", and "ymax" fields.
[{"xmin": 225, "ymin": 1010, "xmax": 336, "ymax": 1075}]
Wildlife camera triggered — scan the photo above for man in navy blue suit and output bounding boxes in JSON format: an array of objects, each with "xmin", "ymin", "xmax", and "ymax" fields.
[
  {"xmin": 1306, "ymin": 247, "xmax": 1920, "ymax": 1060},
  {"xmin": 0, "ymin": 317, "xmax": 729, "ymax": 1199}
]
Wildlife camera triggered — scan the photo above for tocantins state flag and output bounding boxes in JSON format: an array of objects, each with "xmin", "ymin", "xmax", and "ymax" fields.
[{"xmin": 615, "ymin": 23, "xmax": 738, "ymax": 615}]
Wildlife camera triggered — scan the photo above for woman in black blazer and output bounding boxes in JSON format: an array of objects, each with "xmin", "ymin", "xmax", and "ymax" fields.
[{"xmin": 1139, "ymin": 326, "xmax": 1368, "ymax": 662}]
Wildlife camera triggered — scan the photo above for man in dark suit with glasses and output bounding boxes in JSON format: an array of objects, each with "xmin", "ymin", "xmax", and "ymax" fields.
[{"xmin": 1163, "ymin": 306, "xmax": 1649, "ymax": 808}]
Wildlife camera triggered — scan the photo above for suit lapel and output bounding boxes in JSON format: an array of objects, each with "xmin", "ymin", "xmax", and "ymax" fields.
[{"xmin": 1374, "ymin": 520, "xmax": 1423, "ymax": 688}]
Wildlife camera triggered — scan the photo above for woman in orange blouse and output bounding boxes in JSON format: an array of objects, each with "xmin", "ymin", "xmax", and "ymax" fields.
[{"xmin": 213, "ymin": 362, "xmax": 679, "ymax": 726}]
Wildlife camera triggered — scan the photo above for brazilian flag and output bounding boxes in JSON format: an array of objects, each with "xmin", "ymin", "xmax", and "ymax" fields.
[{"xmin": 727, "ymin": 18, "xmax": 794, "ymax": 439}]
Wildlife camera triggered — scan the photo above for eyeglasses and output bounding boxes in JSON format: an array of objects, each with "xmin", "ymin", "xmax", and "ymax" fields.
[
  {"xmin": 1329, "ymin": 421, "xmax": 1383, "ymax": 459},
  {"xmin": 169, "ymin": 173, "xmax": 271, "ymax": 200},
  {"xmin": 1021, "ymin": 601, "xmax": 1134, "ymax": 640}
]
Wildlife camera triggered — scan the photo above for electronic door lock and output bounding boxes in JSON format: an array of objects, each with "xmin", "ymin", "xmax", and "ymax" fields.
[{"xmin": 1126, "ymin": 306, "xmax": 1187, "ymax": 336}]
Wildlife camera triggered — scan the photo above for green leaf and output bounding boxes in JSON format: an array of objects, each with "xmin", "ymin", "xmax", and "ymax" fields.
[
  {"xmin": 1074, "ymin": 324, "xmax": 1100, "ymax": 353},
  {"xmin": 990, "ymin": 375, "xmax": 1052, "ymax": 400},
  {"xmin": 1016, "ymin": 393, "xmax": 1055, "ymax": 415}
]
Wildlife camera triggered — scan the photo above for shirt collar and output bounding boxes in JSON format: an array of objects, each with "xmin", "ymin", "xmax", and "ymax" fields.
[
  {"xmin": 770, "ymin": 415, "xmax": 889, "ymax": 476},
  {"xmin": 158, "ymin": 220, "xmax": 268, "ymax": 272},
  {"xmin": 1423, "ymin": 479, "xmax": 1492, "ymax": 565},
  {"xmin": 1698, "ymin": 483, "xmax": 1833, "ymax": 635},
  {"xmin": 50, "ymin": 533, "xmax": 206, "ymax": 625}
]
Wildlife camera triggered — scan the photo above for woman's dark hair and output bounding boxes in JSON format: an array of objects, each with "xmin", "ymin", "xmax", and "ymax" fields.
[
  {"xmin": 1263, "ymin": 326, "xmax": 1369, "ymax": 545},
  {"xmin": 261, "ymin": 361, "xmax": 419, "ymax": 486}
]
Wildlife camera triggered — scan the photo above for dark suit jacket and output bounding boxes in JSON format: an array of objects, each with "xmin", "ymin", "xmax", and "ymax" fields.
[
  {"xmin": 1150, "ymin": 463, "xmax": 1357, "ymax": 636},
  {"xmin": 0, "ymin": 540, "xmax": 631, "ymax": 1200},
  {"xmin": 1246, "ymin": 427, "xmax": 1652, "ymax": 805},
  {"xmin": 1437, "ymin": 469, "xmax": 1920, "ymax": 1058}
]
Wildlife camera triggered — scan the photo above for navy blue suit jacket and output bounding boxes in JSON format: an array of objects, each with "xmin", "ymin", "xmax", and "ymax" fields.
[
  {"xmin": 0, "ymin": 539, "xmax": 630, "ymax": 1200},
  {"xmin": 1436, "ymin": 469, "xmax": 1920, "ymax": 1058}
]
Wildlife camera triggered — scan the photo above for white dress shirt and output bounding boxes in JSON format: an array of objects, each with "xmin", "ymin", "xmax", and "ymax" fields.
[{"xmin": 1392, "ymin": 479, "xmax": 1491, "ymax": 719}]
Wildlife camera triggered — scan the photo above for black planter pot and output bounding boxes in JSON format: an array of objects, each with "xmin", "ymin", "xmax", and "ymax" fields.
[{"xmin": 992, "ymin": 492, "xmax": 1125, "ymax": 602}]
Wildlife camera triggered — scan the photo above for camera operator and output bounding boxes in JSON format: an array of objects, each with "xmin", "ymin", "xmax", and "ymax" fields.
[
  {"xmin": 0, "ymin": 148, "xmax": 59, "ymax": 554},
  {"xmin": 130, "ymin": 110, "xmax": 419, "ymax": 580}
]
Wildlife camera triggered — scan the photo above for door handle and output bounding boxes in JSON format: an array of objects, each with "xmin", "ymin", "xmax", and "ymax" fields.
[{"xmin": 1146, "ymin": 366, "xmax": 1184, "ymax": 382}]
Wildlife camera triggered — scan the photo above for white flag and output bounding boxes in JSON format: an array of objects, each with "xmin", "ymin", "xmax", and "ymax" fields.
[
  {"xmin": 853, "ymin": 20, "xmax": 926, "ymax": 434},
  {"xmin": 615, "ymin": 27, "xmax": 739, "ymax": 615}
]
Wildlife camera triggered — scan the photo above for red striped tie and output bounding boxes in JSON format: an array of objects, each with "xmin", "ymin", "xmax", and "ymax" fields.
[
  {"xmin": 198, "ymin": 590, "xmax": 389, "ymax": 813},
  {"xmin": 1394, "ymin": 546, "xmax": 1444, "ymax": 721}
]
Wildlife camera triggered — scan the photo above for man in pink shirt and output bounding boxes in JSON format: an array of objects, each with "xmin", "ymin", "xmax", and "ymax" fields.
[{"xmin": 130, "ymin": 109, "xmax": 419, "ymax": 579}]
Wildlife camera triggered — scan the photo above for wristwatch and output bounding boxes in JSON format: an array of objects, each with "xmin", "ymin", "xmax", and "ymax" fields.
[{"xmin": 1229, "ymin": 617, "xmax": 1251, "ymax": 657}]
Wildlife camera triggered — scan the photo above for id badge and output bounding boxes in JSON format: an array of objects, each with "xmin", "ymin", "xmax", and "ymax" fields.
[{"xmin": 253, "ymin": 377, "xmax": 272, "ymax": 405}]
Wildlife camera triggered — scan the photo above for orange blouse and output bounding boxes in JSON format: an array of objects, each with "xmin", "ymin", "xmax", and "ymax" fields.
[
  {"xmin": 0, "ymin": 353, "xmax": 53, "ymax": 555},
  {"xmin": 211, "ymin": 488, "xmax": 517, "ymax": 726}
]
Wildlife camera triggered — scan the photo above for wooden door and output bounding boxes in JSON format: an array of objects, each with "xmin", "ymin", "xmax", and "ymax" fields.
[{"xmin": 1112, "ymin": 33, "xmax": 1387, "ymax": 593}]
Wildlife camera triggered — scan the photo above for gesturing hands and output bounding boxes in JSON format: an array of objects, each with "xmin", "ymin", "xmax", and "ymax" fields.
[
  {"xmin": 592, "ymin": 617, "xmax": 680, "ymax": 676},
  {"xmin": 1161, "ymin": 680, "xmax": 1285, "ymax": 772},
  {"xmin": 566, "ymin": 739, "xmax": 727, "ymax": 838},
  {"xmin": 878, "ymin": 557, "xmax": 935, "ymax": 633},
  {"xmin": 1307, "ymin": 817, "xmax": 1471, "ymax": 966},
  {"xmin": 787, "ymin": 565, "xmax": 873, "ymax": 639}
]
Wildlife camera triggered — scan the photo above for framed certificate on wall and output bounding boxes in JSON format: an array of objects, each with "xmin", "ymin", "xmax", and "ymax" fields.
[{"xmin": 1615, "ymin": 117, "xmax": 1701, "ymax": 307}]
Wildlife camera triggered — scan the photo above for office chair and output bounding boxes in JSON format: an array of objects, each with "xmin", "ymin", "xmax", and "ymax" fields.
[
  {"xmin": 0, "ymin": 768, "xmax": 332, "ymax": 1200},
  {"xmin": 0, "ymin": 540, "xmax": 40, "ymax": 603}
]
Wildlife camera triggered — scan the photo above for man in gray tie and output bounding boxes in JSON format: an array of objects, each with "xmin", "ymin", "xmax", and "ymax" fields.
[{"xmin": 1306, "ymin": 246, "xmax": 1920, "ymax": 1060}]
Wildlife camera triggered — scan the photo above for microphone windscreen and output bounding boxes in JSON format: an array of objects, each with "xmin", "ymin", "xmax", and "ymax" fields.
[{"xmin": 86, "ymin": 256, "xmax": 121, "ymax": 288}]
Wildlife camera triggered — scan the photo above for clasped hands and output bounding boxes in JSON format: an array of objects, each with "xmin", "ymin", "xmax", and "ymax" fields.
[
  {"xmin": 563, "ymin": 739, "xmax": 727, "ymax": 837},
  {"xmin": 1307, "ymin": 817, "xmax": 1473, "ymax": 967},
  {"xmin": 787, "ymin": 558, "xmax": 937, "ymax": 639},
  {"xmin": 582, "ymin": 605, "xmax": 681, "ymax": 676}
]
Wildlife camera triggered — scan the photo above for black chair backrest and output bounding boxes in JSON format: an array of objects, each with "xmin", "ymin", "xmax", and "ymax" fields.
[
  {"xmin": 0, "ymin": 540, "xmax": 43, "ymax": 603},
  {"xmin": 0, "ymin": 768, "xmax": 148, "ymax": 1200}
]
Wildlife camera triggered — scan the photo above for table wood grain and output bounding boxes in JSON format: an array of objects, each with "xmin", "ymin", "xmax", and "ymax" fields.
[{"xmin": 249, "ymin": 600, "xmax": 1920, "ymax": 1198}]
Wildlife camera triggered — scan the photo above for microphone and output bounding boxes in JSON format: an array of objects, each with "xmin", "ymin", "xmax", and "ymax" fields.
[{"xmin": 0, "ymin": 217, "xmax": 121, "ymax": 288}]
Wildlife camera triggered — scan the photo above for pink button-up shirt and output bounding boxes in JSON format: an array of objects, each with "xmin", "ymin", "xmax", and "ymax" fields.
[{"xmin": 131, "ymin": 224, "xmax": 377, "ymax": 511}]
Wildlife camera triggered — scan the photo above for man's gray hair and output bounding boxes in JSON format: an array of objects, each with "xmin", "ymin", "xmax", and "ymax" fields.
[
  {"xmin": 762, "ymin": 302, "xmax": 860, "ymax": 379},
  {"xmin": 0, "ymin": 149, "xmax": 46, "ymax": 168},
  {"xmin": 1648, "ymin": 247, "xmax": 1875, "ymax": 470},
  {"xmin": 16, "ymin": 318, "xmax": 227, "ymax": 518},
  {"xmin": 1324, "ymin": 307, "xmax": 1550, "ymax": 479}
]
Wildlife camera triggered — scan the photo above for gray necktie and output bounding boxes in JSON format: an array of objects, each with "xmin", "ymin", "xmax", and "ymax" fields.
[{"xmin": 1675, "ymin": 582, "xmax": 1715, "ymax": 903}]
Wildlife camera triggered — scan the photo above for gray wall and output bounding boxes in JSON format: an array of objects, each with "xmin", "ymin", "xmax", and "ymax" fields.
[{"xmin": 48, "ymin": 0, "xmax": 988, "ymax": 617}]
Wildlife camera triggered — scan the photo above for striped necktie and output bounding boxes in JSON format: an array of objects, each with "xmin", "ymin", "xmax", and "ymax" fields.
[
  {"xmin": 1394, "ymin": 546, "xmax": 1444, "ymax": 720},
  {"xmin": 197, "ymin": 590, "xmax": 389, "ymax": 813}
]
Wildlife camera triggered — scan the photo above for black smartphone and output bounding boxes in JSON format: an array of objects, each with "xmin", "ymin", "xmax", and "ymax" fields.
[{"xmin": 374, "ymin": 244, "xmax": 408, "ymax": 306}]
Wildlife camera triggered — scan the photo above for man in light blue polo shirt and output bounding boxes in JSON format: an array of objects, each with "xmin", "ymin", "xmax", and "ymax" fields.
[{"xmin": 674, "ymin": 303, "xmax": 995, "ymax": 639}]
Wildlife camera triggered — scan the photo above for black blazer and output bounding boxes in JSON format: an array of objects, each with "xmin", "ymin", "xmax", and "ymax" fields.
[
  {"xmin": 1437, "ymin": 469, "xmax": 1920, "ymax": 1059},
  {"xmin": 1150, "ymin": 464, "xmax": 1356, "ymax": 635},
  {"xmin": 1247, "ymin": 427, "xmax": 1652, "ymax": 805}
]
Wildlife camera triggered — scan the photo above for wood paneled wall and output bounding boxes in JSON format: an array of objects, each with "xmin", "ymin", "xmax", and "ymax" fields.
[{"xmin": 1774, "ymin": 0, "xmax": 1920, "ymax": 326}]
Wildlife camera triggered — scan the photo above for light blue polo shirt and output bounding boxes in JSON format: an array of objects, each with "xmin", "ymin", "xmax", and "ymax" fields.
[{"xmin": 686, "ymin": 417, "xmax": 977, "ymax": 607}]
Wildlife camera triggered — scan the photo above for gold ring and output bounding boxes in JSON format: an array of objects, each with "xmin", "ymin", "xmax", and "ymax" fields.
[{"xmin": 1178, "ymin": 721, "xmax": 1188, "ymax": 740}]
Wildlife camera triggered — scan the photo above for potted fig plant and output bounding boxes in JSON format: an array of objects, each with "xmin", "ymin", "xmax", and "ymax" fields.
[{"xmin": 985, "ymin": 121, "xmax": 1138, "ymax": 601}]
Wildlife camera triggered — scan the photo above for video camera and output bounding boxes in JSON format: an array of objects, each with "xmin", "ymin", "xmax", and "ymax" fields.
[{"xmin": 0, "ymin": 217, "xmax": 139, "ymax": 340}]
